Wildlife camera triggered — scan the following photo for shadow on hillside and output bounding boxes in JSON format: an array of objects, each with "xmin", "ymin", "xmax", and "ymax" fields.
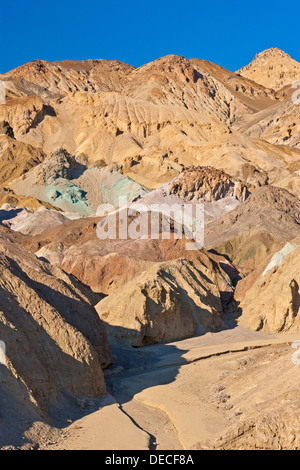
[
  {"xmin": 222, "ymin": 300, "xmax": 243, "ymax": 330},
  {"xmin": 0, "ymin": 208, "xmax": 23, "ymax": 222},
  {"xmin": 31, "ymin": 104, "xmax": 56, "ymax": 129},
  {"xmin": 207, "ymin": 247, "xmax": 244, "ymax": 328},
  {"xmin": 0, "ymin": 357, "xmax": 42, "ymax": 449},
  {"xmin": 0, "ymin": 254, "xmax": 192, "ymax": 448},
  {"xmin": 0, "ymin": 252, "xmax": 244, "ymax": 448},
  {"xmin": 102, "ymin": 325, "xmax": 190, "ymax": 432},
  {"xmin": 106, "ymin": 339, "xmax": 189, "ymax": 448},
  {"xmin": 0, "ymin": 315, "xmax": 105, "ymax": 449},
  {"xmin": 0, "ymin": 256, "xmax": 110, "ymax": 448}
]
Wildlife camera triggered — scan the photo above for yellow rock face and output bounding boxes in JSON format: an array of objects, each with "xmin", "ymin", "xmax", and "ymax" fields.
[
  {"xmin": 96, "ymin": 258, "xmax": 226, "ymax": 346},
  {"xmin": 237, "ymin": 48, "xmax": 300, "ymax": 90},
  {"xmin": 239, "ymin": 240, "xmax": 300, "ymax": 332}
]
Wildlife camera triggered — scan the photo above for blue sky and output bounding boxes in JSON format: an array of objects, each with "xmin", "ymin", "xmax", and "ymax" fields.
[{"xmin": 1, "ymin": 0, "xmax": 299, "ymax": 73}]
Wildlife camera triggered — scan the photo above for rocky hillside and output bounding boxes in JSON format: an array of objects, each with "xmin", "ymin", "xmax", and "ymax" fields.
[
  {"xmin": 96, "ymin": 258, "xmax": 226, "ymax": 346},
  {"xmin": 0, "ymin": 230, "xmax": 112, "ymax": 445},
  {"xmin": 237, "ymin": 48, "xmax": 300, "ymax": 90},
  {"xmin": 0, "ymin": 48, "xmax": 300, "ymax": 450}
]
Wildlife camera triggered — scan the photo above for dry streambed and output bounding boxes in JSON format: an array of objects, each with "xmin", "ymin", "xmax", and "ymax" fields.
[{"xmin": 41, "ymin": 327, "xmax": 300, "ymax": 450}]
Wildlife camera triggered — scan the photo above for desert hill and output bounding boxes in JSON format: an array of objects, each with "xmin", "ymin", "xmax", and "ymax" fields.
[
  {"xmin": 0, "ymin": 48, "xmax": 300, "ymax": 450},
  {"xmin": 0, "ymin": 232, "xmax": 112, "ymax": 446},
  {"xmin": 237, "ymin": 48, "xmax": 300, "ymax": 90}
]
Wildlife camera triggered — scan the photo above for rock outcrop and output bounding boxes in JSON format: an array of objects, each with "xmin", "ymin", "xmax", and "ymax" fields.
[
  {"xmin": 237, "ymin": 48, "xmax": 300, "ymax": 90},
  {"xmin": 0, "ymin": 233, "xmax": 112, "ymax": 443},
  {"xmin": 168, "ymin": 166, "xmax": 249, "ymax": 203},
  {"xmin": 0, "ymin": 205, "xmax": 69, "ymax": 237},
  {"xmin": 0, "ymin": 135, "xmax": 45, "ymax": 186},
  {"xmin": 205, "ymin": 186, "xmax": 300, "ymax": 272},
  {"xmin": 237, "ymin": 240, "xmax": 300, "ymax": 332},
  {"xmin": 9, "ymin": 148, "xmax": 149, "ymax": 215},
  {"xmin": 96, "ymin": 258, "xmax": 225, "ymax": 347}
]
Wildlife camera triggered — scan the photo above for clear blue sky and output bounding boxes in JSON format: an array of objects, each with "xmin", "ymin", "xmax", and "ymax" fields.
[{"xmin": 1, "ymin": 0, "xmax": 299, "ymax": 73}]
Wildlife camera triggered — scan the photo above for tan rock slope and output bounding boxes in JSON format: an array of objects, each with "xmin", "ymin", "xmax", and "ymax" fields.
[
  {"xmin": 192, "ymin": 344, "xmax": 300, "ymax": 450},
  {"xmin": 237, "ymin": 48, "xmax": 300, "ymax": 90},
  {"xmin": 96, "ymin": 258, "xmax": 224, "ymax": 346},
  {"xmin": 236, "ymin": 89, "xmax": 300, "ymax": 150},
  {"xmin": 1, "ymin": 59, "xmax": 134, "ymax": 100},
  {"xmin": 236, "ymin": 238, "xmax": 300, "ymax": 332},
  {"xmin": 0, "ymin": 233, "xmax": 112, "ymax": 445},
  {"xmin": 0, "ymin": 135, "xmax": 45, "ymax": 185},
  {"xmin": 205, "ymin": 185, "xmax": 300, "ymax": 272},
  {"xmin": 168, "ymin": 166, "xmax": 249, "ymax": 203}
]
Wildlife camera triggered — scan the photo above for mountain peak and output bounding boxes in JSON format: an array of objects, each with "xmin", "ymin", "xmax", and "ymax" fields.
[
  {"xmin": 255, "ymin": 47, "xmax": 292, "ymax": 59},
  {"xmin": 237, "ymin": 47, "xmax": 300, "ymax": 90}
]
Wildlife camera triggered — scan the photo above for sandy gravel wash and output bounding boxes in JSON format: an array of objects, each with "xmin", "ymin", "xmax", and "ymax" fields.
[{"xmin": 39, "ymin": 330, "xmax": 300, "ymax": 450}]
